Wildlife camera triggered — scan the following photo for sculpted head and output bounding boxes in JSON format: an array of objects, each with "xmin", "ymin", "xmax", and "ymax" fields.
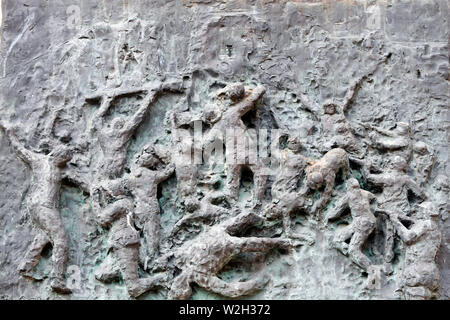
[
  {"xmin": 135, "ymin": 146, "xmax": 161, "ymax": 170},
  {"xmin": 391, "ymin": 156, "xmax": 408, "ymax": 172},
  {"xmin": 396, "ymin": 122, "xmax": 410, "ymax": 136},
  {"xmin": 347, "ymin": 178, "xmax": 360, "ymax": 190},
  {"xmin": 322, "ymin": 100, "xmax": 339, "ymax": 115},
  {"xmin": 307, "ymin": 171, "xmax": 323, "ymax": 190},
  {"xmin": 413, "ymin": 141, "xmax": 429, "ymax": 155},
  {"xmin": 286, "ymin": 135, "xmax": 302, "ymax": 153},
  {"xmin": 217, "ymin": 83, "xmax": 245, "ymax": 104},
  {"xmin": 50, "ymin": 145, "xmax": 73, "ymax": 167}
]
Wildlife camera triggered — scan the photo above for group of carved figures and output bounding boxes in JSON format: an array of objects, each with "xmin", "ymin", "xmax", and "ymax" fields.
[{"xmin": 0, "ymin": 60, "xmax": 441, "ymax": 300}]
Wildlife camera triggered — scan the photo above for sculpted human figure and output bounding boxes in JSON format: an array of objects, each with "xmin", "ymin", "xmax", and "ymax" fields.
[
  {"xmin": 326, "ymin": 178, "xmax": 377, "ymax": 273},
  {"xmin": 125, "ymin": 145, "xmax": 175, "ymax": 267},
  {"xmin": 385, "ymin": 202, "xmax": 441, "ymax": 299},
  {"xmin": 362, "ymin": 156, "xmax": 426, "ymax": 264},
  {"xmin": 170, "ymin": 192, "xmax": 236, "ymax": 237},
  {"xmin": 304, "ymin": 148, "xmax": 350, "ymax": 215},
  {"xmin": 92, "ymin": 178, "xmax": 165, "ymax": 298},
  {"xmin": 88, "ymin": 79, "xmax": 182, "ymax": 179},
  {"xmin": 366, "ymin": 121, "xmax": 412, "ymax": 161},
  {"xmin": 264, "ymin": 135, "xmax": 315, "ymax": 242},
  {"xmin": 298, "ymin": 55, "xmax": 389, "ymax": 157},
  {"xmin": 410, "ymin": 141, "xmax": 435, "ymax": 187},
  {"xmin": 154, "ymin": 210, "xmax": 292, "ymax": 299},
  {"xmin": 0, "ymin": 123, "xmax": 73, "ymax": 293},
  {"xmin": 169, "ymin": 110, "xmax": 199, "ymax": 198},
  {"xmin": 271, "ymin": 135, "xmax": 312, "ymax": 200},
  {"xmin": 202, "ymin": 83, "xmax": 266, "ymax": 201}
]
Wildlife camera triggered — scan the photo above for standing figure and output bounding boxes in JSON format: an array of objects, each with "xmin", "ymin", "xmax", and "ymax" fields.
[
  {"xmin": 92, "ymin": 178, "xmax": 165, "ymax": 298},
  {"xmin": 169, "ymin": 110, "xmax": 200, "ymax": 198},
  {"xmin": 88, "ymin": 80, "xmax": 182, "ymax": 179},
  {"xmin": 154, "ymin": 210, "xmax": 292, "ymax": 300},
  {"xmin": 326, "ymin": 178, "xmax": 377, "ymax": 272},
  {"xmin": 1, "ymin": 123, "xmax": 73, "ymax": 293},
  {"xmin": 271, "ymin": 135, "xmax": 312, "ymax": 200},
  {"xmin": 362, "ymin": 156, "xmax": 426, "ymax": 264},
  {"xmin": 265, "ymin": 135, "xmax": 314, "ymax": 242},
  {"xmin": 304, "ymin": 148, "xmax": 350, "ymax": 215},
  {"xmin": 126, "ymin": 145, "xmax": 175, "ymax": 267},
  {"xmin": 298, "ymin": 55, "xmax": 389, "ymax": 157},
  {"xmin": 202, "ymin": 83, "xmax": 266, "ymax": 201},
  {"xmin": 386, "ymin": 202, "xmax": 441, "ymax": 299}
]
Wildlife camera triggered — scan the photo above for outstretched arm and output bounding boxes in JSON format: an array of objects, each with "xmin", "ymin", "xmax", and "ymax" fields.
[
  {"xmin": 370, "ymin": 125, "xmax": 396, "ymax": 137},
  {"xmin": 342, "ymin": 53, "xmax": 390, "ymax": 111},
  {"xmin": 121, "ymin": 90, "xmax": 157, "ymax": 138},
  {"xmin": 406, "ymin": 177, "xmax": 426, "ymax": 199},
  {"xmin": 342, "ymin": 76, "xmax": 365, "ymax": 112},
  {"xmin": 365, "ymin": 173, "xmax": 385, "ymax": 186},
  {"xmin": 1, "ymin": 125, "xmax": 37, "ymax": 165},
  {"xmin": 171, "ymin": 205, "xmax": 229, "ymax": 236},
  {"xmin": 235, "ymin": 85, "xmax": 266, "ymax": 117},
  {"xmin": 390, "ymin": 214, "xmax": 427, "ymax": 244},
  {"xmin": 156, "ymin": 163, "xmax": 175, "ymax": 184},
  {"xmin": 361, "ymin": 162, "xmax": 385, "ymax": 186},
  {"xmin": 313, "ymin": 174, "xmax": 335, "ymax": 214},
  {"xmin": 123, "ymin": 80, "xmax": 184, "ymax": 137},
  {"xmin": 326, "ymin": 195, "xmax": 349, "ymax": 221},
  {"xmin": 87, "ymin": 95, "xmax": 114, "ymax": 134}
]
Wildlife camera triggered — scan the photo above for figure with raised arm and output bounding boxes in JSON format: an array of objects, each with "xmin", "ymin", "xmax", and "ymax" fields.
[
  {"xmin": 362, "ymin": 156, "xmax": 426, "ymax": 264},
  {"xmin": 326, "ymin": 178, "xmax": 377, "ymax": 273},
  {"xmin": 92, "ymin": 177, "xmax": 166, "ymax": 298},
  {"xmin": 125, "ymin": 144, "xmax": 175, "ymax": 267},
  {"xmin": 298, "ymin": 54, "xmax": 390, "ymax": 157},
  {"xmin": 0, "ymin": 122, "xmax": 73, "ymax": 293},
  {"xmin": 202, "ymin": 83, "xmax": 266, "ymax": 201},
  {"xmin": 385, "ymin": 202, "xmax": 441, "ymax": 299},
  {"xmin": 88, "ymin": 80, "xmax": 182, "ymax": 179}
]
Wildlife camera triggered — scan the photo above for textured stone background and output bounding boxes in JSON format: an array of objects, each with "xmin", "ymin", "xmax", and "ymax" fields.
[{"xmin": 0, "ymin": 0, "xmax": 448, "ymax": 299}]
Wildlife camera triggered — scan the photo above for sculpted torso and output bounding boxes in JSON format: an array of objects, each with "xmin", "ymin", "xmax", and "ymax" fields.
[{"xmin": 28, "ymin": 156, "xmax": 62, "ymax": 209}]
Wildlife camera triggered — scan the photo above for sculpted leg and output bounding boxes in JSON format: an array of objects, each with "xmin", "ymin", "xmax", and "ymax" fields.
[
  {"xmin": 117, "ymin": 245, "xmax": 164, "ymax": 298},
  {"xmin": 348, "ymin": 227, "xmax": 374, "ymax": 271},
  {"xmin": 253, "ymin": 172, "xmax": 268, "ymax": 205},
  {"xmin": 384, "ymin": 218, "xmax": 395, "ymax": 263},
  {"xmin": 226, "ymin": 164, "xmax": 242, "ymax": 200},
  {"xmin": 332, "ymin": 225, "xmax": 354, "ymax": 255},
  {"xmin": 194, "ymin": 273, "xmax": 269, "ymax": 298},
  {"xmin": 168, "ymin": 270, "xmax": 193, "ymax": 300},
  {"xmin": 37, "ymin": 207, "xmax": 70, "ymax": 293},
  {"xmin": 18, "ymin": 230, "xmax": 49, "ymax": 277},
  {"xmin": 140, "ymin": 200, "xmax": 161, "ymax": 265},
  {"xmin": 236, "ymin": 236, "xmax": 291, "ymax": 253},
  {"xmin": 95, "ymin": 252, "xmax": 120, "ymax": 282}
]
